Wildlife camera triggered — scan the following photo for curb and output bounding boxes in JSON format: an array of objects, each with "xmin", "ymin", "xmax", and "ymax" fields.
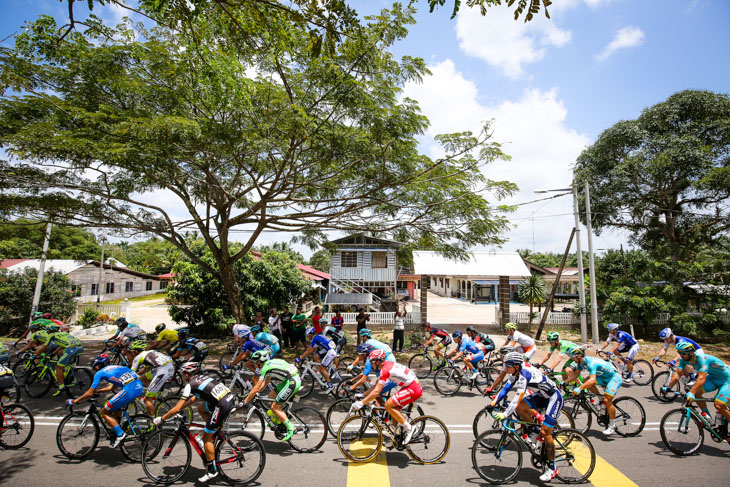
[{"xmin": 70, "ymin": 324, "xmax": 116, "ymax": 337}]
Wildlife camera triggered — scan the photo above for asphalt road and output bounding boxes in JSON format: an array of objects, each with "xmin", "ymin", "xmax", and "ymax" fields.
[{"xmin": 3, "ymin": 357, "xmax": 729, "ymax": 487}]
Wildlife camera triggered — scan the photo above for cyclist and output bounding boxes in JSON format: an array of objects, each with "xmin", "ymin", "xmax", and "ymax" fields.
[
  {"xmin": 0, "ymin": 341, "xmax": 10, "ymax": 364},
  {"xmin": 154, "ymin": 362, "xmax": 235, "ymax": 483},
  {"xmin": 109, "ymin": 318, "xmax": 147, "ymax": 365},
  {"xmin": 490, "ymin": 352, "xmax": 563, "ymax": 482},
  {"xmin": 348, "ymin": 343, "xmax": 398, "ymax": 398},
  {"xmin": 419, "ymin": 322, "xmax": 452, "ymax": 367},
  {"xmin": 654, "ymin": 327, "xmax": 703, "ymax": 366},
  {"xmin": 15, "ymin": 322, "xmax": 52, "ymax": 359},
  {"xmin": 538, "ymin": 332, "xmax": 579, "ymax": 378},
  {"xmin": 467, "ymin": 326, "xmax": 496, "ymax": 356},
  {"xmin": 323, "ymin": 317, "xmax": 348, "ymax": 355},
  {"xmin": 147, "ymin": 323, "xmax": 178, "ymax": 352},
  {"xmin": 599, "ymin": 322, "xmax": 639, "ymax": 382},
  {"xmin": 254, "ymin": 326, "xmax": 281, "ymax": 358},
  {"xmin": 226, "ymin": 323, "xmax": 251, "ymax": 367},
  {"xmin": 348, "ymin": 328, "xmax": 394, "ymax": 371},
  {"xmin": 224, "ymin": 330, "xmax": 272, "ymax": 379},
  {"xmin": 129, "ymin": 342, "xmax": 175, "ymax": 416},
  {"xmin": 67, "ymin": 354, "xmax": 144, "ymax": 448},
  {"xmin": 447, "ymin": 330, "xmax": 484, "ymax": 382},
  {"xmin": 483, "ymin": 346, "xmax": 517, "ymax": 395},
  {"xmin": 352, "ymin": 350, "xmax": 422, "ymax": 445},
  {"xmin": 0, "ymin": 363, "xmax": 15, "ymax": 399},
  {"xmin": 242, "ymin": 349, "xmax": 301, "ymax": 442},
  {"xmin": 503, "ymin": 322, "xmax": 537, "ymax": 362},
  {"xmin": 33, "ymin": 324, "xmax": 84, "ymax": 397},
  {"xmin": 171, "ymin": 329, "xmax": 209, "ymax": 363},
  {"xmin": 297, "ymin": 326, "xmax": 337, "ymax": 391},
  {"xmin": 563, "ymin": 346, "xmax": 622, "ymax": 435},
  {"xmin": 663, "ymin": 341, "xmax": 730, "ymax": 431}
]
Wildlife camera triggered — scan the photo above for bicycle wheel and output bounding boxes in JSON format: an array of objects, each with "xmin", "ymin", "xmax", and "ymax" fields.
[
  {"xmin": 225, "ymin": 406, "xmax": 265, "ymax": 440},
  {"xmin": 651, "ymin": 371, "xmax": 680, "ymax": 402},
  {"xmin": 563, "ymin": 397, "xmax": 592, "ymax": 434},
  {"xmin": 630, "ymin": 360, "xmax": 654, "ymax": 386},
  {"xmin": 433, "ymin": 367, "xmax": 462, "ymax": 396},
  {"xmin": 56, "ymin": 412, "xmax": 100, "ymax": 460},
  {"xmin": 11, "ymin": 359, "xmax": 33, "ymax": 385},
  {"xmin": 472, "ymin": 408, "xmax": 501, "ymax": 440},
  {"xmin": 216, "ymin": 431, "xmax": 266, "ymax": 486},
  {"xmin": 613, "ymin": 397, "xmax": 645, "ymax": 437},
  {"xmin": 408, "ymin": 354, "xmax": 433, "ymax": 379},
  {"xmin": 406, "ymin": 415, "xmax": 450, "ymax": 464},
  {"xmin": 557, "ymin": 409, "xmax": 575, "ymax": 430},
  {"xmin": 554, "ymin": 429, "xmax": 596, "ymax": 483},
  {"xmin": 288, "ymin": 406, "xmax": 327, "ymax": 452},
  {"xmin": 156, "ymin": 396, "xmax": 194, "ymax": 435},
  {"xmin": 4, "ymin": 378, "xmax": 22, "ymax": 404},
  {"xmin": 327, "ymin": 398, "xmax": 354, "ymax": 437},
  {"xmin": 64, "ymin": 367, "xmax": 93, "ymax": 398},
  {"xmin": 166, "ymin": 371, "xmax": 184, "ymax": 395},
  {"xmin": 120, "ymin": 414, "xmax": 157, "ymax": 462},
  {"xmin": 471, "ymin": 429, "xmax": 522, "ymax": 484},
  {"xmin": 24, "ymin": 367, "xmax": 52, "ymax": 398},
  {"xmin": 660, "ymin": 408, "xmax": 705, "ymax": 456},
  {"xmin": 142, "ymin": 430, "xmax": 191, "ymax": 484},
  {"xmin": 338, "ymin": 356, "xmax": 356, "ymax": 368},
  {"xmin": 297, "ymin": 372, "xmax": 315, "ymax": 399},
  {"xmin": 0, "ymin": 404, "xmax": 34, "ymax": 449},
  {"xmin": 474, "ymin": 367, "xmax": 499, "ymax": 394},
  {"xmin": 335, "ymin": 378, "xmax": 368, "ymax": 399},
  {"xmin": 219, "ymin": 351, "xmax": 234, "ymax": 375},
  {"xmin": 337, "ymin": 415, "xmax": 383, "ymax": 463}
]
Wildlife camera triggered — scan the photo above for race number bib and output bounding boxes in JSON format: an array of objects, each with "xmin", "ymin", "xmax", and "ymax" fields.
[
  {"xmin": 210, "ymin": 383, "xmax": 231, "ymax": 401},
  {"xmin": 195, "ymin": 341, "xmax": 207, "ymax": 350},
  {"xmin": 119, "ymin": 372, "xmax": 137, "ymax": 386}
]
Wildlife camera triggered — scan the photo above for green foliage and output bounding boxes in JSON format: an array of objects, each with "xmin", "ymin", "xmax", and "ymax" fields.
[
  {"xmin": 307, "ymin": 249, "xmax": 331, "ymax": 273},
  {"xmin": 255, "ymin": 242, "xmax": 303, "ymax": 263},
  {"xmin": 78, "ymin": 307, "xmax": 99, "ymax": 329},
  {"xmin": 425, "ymin": 0, "xmax": 552, "ymax": 21},
  {"xmin": 0, "ymin": 268, "xmax": 78, "ymax": 335},
  {"xmin": 167, "ymin": 247, "xmax": 310, "ymax": 334},
  {"xmin": 114, "ymin": 238, "xmax": 182, "ymax": 275},
  {"xmin": 602, "ymin": 285, "xmax": 672, "ymax": 333},
  {"xmin": 518, "ymin": 249, "xmax": 584, "ymax": 268},
  {"xmin": 519, "ymin": 273, "xmax": 546, "ymax": 334},
  {"xmin": 0, "ymin": 220, "xmax": 100, "ymax": 260}
]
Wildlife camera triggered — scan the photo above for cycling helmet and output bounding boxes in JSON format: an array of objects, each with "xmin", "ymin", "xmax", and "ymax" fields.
[
  {"xmin": 33, "ymin": 311, "xmax": 43, "ymax": 319},
  {"xmin": 359, "ymin": 328, "xmax": 373, "ymax": 337},
  {"xmin": 179, "ymin": 361, "xmax": 201, "ymax": 375},
  {"xmin": 251, "ymin": 349, "xmax": 271, "ymax": 362},
  {"xmin": 177, "ymin": 328, "xmax": 190, "ymax": 340},
  {"xmin": 155, "ymin": 323, "xmax": 166, "ymax": 334},
  {"xmin": 319, "ymin": 317, "xmax": 328, "ymax": 324},
  {"xmin": 305, "ymin": 326, "xmax": 315, "ymax": 336},
  {"xmin": 504, "ymin": 322, "xmax": 517, "ymax": 331},
  {"xmin": 356, "ymin": 343, "xmax": 374, "ymax": 355},
  {"xmin": 420, "ymin": 322, "xmax": 431, "ymax": 329},
  {"xmin": 91, "ymin": 353, "xmax": 111, "ymax": 369},
  {"xmin": 129, "ymin": 339, "xmax": 147, "ymax": 351},
  {"xmin": 45, "ymin": 324, "xmax": 60, "ymax": 333},
  {"xmin": 368, "ymin": 349, "xmax": 386, "ymax": 362},
  {"xmin": 566, "ymin": 346, "xmax": 586, "ymax": 358},
  {"xmin": 676, "ymin": 341, "xmax": 697, "ymax": 354},
  {"xmin": 250, "ymin": 325, "xmax": 261, "ymax": 335},
  {"xmin": 452, "ymin": 330, "xmax": 463, "ymax": 339},
  {"xmin": 606, "ymin": 322, "xmax": 619, "ymax": 331},
  {"xmin": 42, "ymin": 312, "xmax": 53, "ymax": 319},
  {"xmin": 659, "ymin": 328, "xmax": 673, "ymax": 340},
  {"xmin": 28, "ymin": 323, "xmax": 41, "ymax": 332},
  {"xmin": 547, "ymin": 332, "xmax": 560, "ymax": 341},
  {"xmin": 504, "ymin": 352, "xmax": 524, "ymax": 367},
  {"xmin": 466, "ymin": 326, "xmax": 477, "ymax": 334},
  {"xmin": 115, "ymin": 317, "xmax": 128, "ymax": 330},
  {"xmin": 499, "ymin": 346, "xmax": 515, "ymax": 356}
]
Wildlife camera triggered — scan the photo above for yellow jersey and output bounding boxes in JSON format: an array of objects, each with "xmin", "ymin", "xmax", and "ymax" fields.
[{"xmin": 157, "ymin": 329, "xmax": 179, "ymax": 342}]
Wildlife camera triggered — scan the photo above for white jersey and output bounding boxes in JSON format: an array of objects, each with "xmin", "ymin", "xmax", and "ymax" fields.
[
  {"xmin": 232, "ymin": 324, "xmax": 250, "ymax": 338},
  {"xmin": 508, "ymin": 330, "xmax": 535, "ymax": 348},
  {"xmin": 377, "ymin": 361, "xmax": 417, "ymax": 387}
]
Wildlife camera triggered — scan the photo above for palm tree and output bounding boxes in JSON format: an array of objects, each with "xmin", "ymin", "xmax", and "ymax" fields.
[{"xmin": 519, "ymin": 273, "xmax": 547, "ymax": 333}]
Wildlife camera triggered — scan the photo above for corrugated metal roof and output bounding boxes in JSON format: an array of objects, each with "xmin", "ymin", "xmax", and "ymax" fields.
[
  {"xmin": 413, "ymin": 251, "xmax": 532, "ymax": 277},
  {"xmin": 5, "ymin": 259, "xmax": 89, "ymax": 275},
  {"xmin": 324, "ymin": 293, "xmax": 374, "ymax": 305}
]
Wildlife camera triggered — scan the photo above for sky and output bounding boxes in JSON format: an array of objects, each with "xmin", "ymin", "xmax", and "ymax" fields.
[{"xmin": 1, "ymin": 0, "xmax": 729, "ymax": 259}]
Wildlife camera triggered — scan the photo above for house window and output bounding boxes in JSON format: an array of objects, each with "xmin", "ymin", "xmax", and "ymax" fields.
[
  {"xmin": 146, "ymin": 281, "xmax": 153, "ymax": 291},
  {"xmin": 371, "ymin": 252, "xmax": 387, "ymax": 268},
  {"xmin": 91, "ymin": 283, "xmax": 97, "ymax": 295},
  {"xmin": 341, "ymin": 251, "xmax": 357, "ymax": 268},
  {"xmin": 159, "ymin": 281, "xmax": 168, "ymax": 290},
  {"xmin": 105, "ymin": 282, "xmax": 115, "ymax": 294},
  {"xmin": 125, "ymin": 282, "xmax": 134, "ymax": 293}
]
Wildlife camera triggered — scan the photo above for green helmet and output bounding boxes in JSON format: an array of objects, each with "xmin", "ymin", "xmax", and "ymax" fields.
[
  {"xmin": 129, "ymin": 339, "xmax": 147, "ymax": 352},
  {"xmin": 251, "ymin": 349, "xmax": 271, "ymax": 362},
  {"xmin": 504, "ymin": 322, "xmax": 517, "ymax": 331},
  {"xmin": 547, "ymin": 332, "xmax": 560, "ymax": 341}
]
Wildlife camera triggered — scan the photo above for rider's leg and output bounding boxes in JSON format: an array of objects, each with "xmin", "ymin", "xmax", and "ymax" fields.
[{"xmin": 144, "ymin": 394, "xmax": 156, "ymax": 416}]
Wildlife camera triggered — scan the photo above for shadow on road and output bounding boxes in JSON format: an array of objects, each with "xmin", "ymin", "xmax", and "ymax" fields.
[
  {"xmin": 649, "ymin": 439, "xmax": 730, "ymax": 458},
  {"xmin": 0, "ymin": 448, "xmax": 39, "ymax": 480}
]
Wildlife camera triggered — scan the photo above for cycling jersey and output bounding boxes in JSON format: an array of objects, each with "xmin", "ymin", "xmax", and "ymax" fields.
[
  {"xmin": 575, "ymin": 356, "xmax": 620, "ymax": 395},
  {"xmin": 474, "ymin": 334, "xmax": 495, "ymax": 351},
  {"xmin": 0, "ymin": 342, "xmax": 10, "ymax": 363},
  {"xmin": 47, "ymin": 332, "xmax": 82, "ymax": 350},
  {"xmin": 458, "ymin": 337, "xmax": 481, "ymax": 354},
  {"xmin": 507, "ymin": 330, "xmax": 535, "ymax": 348},
  {"xmin": 665, "ymin": 336, "xmax": 702, "ymax": 352},
  {"xmin": 255, "ymin": 332, "xmax": 280, "ymax": 354},
  {"xmin": 0, "ymin": 364, "xmax": 12, "ymax": 376},
  {"xmin": 259, "ymin": 358, "xmax": 299, "ymax": 387},
  {"xmin": 429, "ymin": 327, "xmax": 450, "ymax": 339},
  {"xmin": 121, "ymin": 324, "xmax": 146, "ymax": 339},
  {"xmin": 232, "ymin": 324, "xmax": 250, "ymax": 338},
  {"xmin": 310, "ymin": 334, "xmax": 336, "ymax": 354},
  {"xmin": 92, "ymin": 365, "xmax": 141, "ymax": 389},
  {"xmin": 177, "ymin": 337, "xmax": 209, "ymax": 359},
  {"xmin": 607, "ymin": 330, "xmax": 637, "ymax": 347},
  {"xmin": 362, "ymin": 353, "xmax": 396, "ymax": 377},
  {"xmin": 497, "ymin": 365, "xmax": 561, "ymax": 424},
  {"xmin": 0, "ymin": 364, "xmax": 14, "ymax": 395},
  {"xmin": 31, "ymin": 330, "xmax": 51, "ymax": 345},
  {"xmin": 181, "ymin": 375, "xmax": 235, "ymax": 433},
  {"xmin": 681, "ymin": 352, "xmax": 730, "ymax": 384},
  {"xmin": 377, "ymin": 361, "xmax": 416, "ymax": 387},
  {"xmin": 156, "ymin": 329, "xmax": 178, "ymax": 342},
  {"xmin": 550, "ymin": 340, "xmax": 578, "ymax": 355},
  {"xmin": 131, "ymin": 350, "xmax": 173, "ymax": 372},
  {"xmin": 241, "ymin": 339, "xmax": 270, "ymax": 354}
]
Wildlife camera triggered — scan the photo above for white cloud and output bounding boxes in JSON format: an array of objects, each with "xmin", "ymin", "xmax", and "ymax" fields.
[
  {"xmin": 402, "ymin": 59, "xmax": 593, "ymax": 252},
  {"xmin": 455, "ymin": 7, "xmax": 572, "ymax": 78},
  {"xmin": 596, "ymin": 26, "xmax": 645, "ymax": 61}
]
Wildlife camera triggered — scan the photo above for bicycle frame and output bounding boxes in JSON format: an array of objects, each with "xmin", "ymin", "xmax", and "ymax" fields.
[
  {"xmin": 72, "ymin": 400, "xmax": 140, "ymax": 442},
  {"xmin": 300, "ymin": 359, "xmax": 342, "ymax": 387},
  {"xmin": 248, "ymin": 395, "xmax": 299, "ymax": 439},
  {"xmin": 675, "ymin": 395, "xmax": 727, "ymax": 442}
]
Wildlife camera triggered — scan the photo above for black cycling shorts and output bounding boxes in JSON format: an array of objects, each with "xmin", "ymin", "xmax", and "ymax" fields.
[{"xmin": 204, "ymin": 394, "xmax": 235, "ymax": 434}]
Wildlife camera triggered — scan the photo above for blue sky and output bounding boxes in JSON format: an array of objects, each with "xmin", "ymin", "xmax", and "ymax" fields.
[{"xmin": 2, "ymin": 0, "xmax": 728, "ymax": 258}]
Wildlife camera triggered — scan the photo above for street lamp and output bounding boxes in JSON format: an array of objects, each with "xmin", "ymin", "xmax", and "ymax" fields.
[{"xmin": 534, "ymin": 185, "xmax": 588, "ymax": 343}]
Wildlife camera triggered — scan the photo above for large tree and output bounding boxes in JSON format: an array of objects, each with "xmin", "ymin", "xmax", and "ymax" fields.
[
  {"xmin": 574, "ymin": 90, "xmax": 730, "ymax": 265},
  {"xmin": 0, "ymin": 4, "xmax": 515, "ymax": 322},
  {"xmin": 0, "ymin": 219, "xmax": 101, "ymax": 260}
]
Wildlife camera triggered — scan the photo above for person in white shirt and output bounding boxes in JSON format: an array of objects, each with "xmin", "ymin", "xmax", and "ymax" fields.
[
  {"xmin": 392, "ymin": 303, "xmax": 406, "ymax": 352},
  {"xmin": 268, "ymin": 309, "xmax": 282, "ymax": 345}
]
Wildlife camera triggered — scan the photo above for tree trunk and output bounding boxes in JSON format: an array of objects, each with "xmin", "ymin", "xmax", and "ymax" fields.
[
  {"xmin": 218, "ymin": 261, "xmax": 246, "ymax": 324},
  {"xmin": 527, "ymin": 302, "xmax": 534, "ymax": 334}
]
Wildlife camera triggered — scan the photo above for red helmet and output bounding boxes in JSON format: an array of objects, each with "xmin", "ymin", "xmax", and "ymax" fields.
[
  {"xmin": 42, "ymin": 312, "xmax": 53, "ymax": 319},
  {"xmin": 368, "ymin": 349, "xmax": 386, "ymax": 362}
]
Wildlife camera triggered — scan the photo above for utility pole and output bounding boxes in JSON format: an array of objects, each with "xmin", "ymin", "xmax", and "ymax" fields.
[
  {"xmin": 96, "ymin": 237, "xmax": 105, "ymax": 309},
  {"xmin": 29, "ymin": 222, "xmax": 52, "ymax": 324},
  {"xmin": 572, "ymin": 183, "xmax": 588, "ymax": 343},
  {"xmin": 584, "ymin": 182, "xmax": 599, "ymax": 344}
]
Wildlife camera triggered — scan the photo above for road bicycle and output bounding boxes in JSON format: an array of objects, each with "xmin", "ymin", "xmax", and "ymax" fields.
[
  {"xmin": 24, "ymin": 354, "xmax": 93, "ymax": 399},
  {"xmin": 433, "ymin": 360, "xmax": 498, "ymax": 396},
  {"xmin": 0, "ymin": 395, "xmax": 34, "ymax": 449},
  {"xmin": 124, "ymin": 392, "xmax": 195, "ymax": 431},
  {"xmin": 659, "ymin": 392, "xmax": 729, "ymax": 455},
  {"xmin": 0, "ymin": 375, "xmax": 22, "ymax": 404},
  {"xmin": 296, "ymin": 358, "xmax": 346, "ymax": 398},
  {"xmin": 538, "ymin": 365, "xmax": 585, "ymax": 387},
  {"xmin": 562, "ymin": 388, "xmax": 646, "ymax": 436},
  {"xmin": 56, "ymin": 397, "xmax": 159, "ymax": 462},
  {"xmin": 651, "ymin": 360, "xmax": 693, "ymax": 402},
  {"xmin": 141, "ymin": 414, "xmax": 266, "ymax": 485},
  {"xmin": 407, "ymin": 345, "xmax": 451, "ymax": 379},
  {"xmin": 596, "ymin": 350, "xmax": 653, "ymax": 385},
  {"xmin": 472, "ymin": 409, "xmax": 595, "ymax": 484},
  {"xmin": 102, "ymin": 343, "xmax": 131, "ymax": 367},
  {"xmin": 11, "ymin": 349, "xmax": 80, "ymax": 386},
  {"xmin": 230, "ymin": 394, "xmax": 327, "ymax": 450},
  {"xmin": 337, "ymin": 403, "xmax": 449, "ymax": 464},
  {"xmin": 472, "ymin": 396, "xmax": 577, "ymax": 440}
]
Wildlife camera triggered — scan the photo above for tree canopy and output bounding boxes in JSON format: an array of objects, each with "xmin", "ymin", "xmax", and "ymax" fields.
[
  {"xmin": 0, "ymin": 219, "xmax": 100, "ymax": 260},
  {"xmin": 0, "ymin": 3, "xmax": 516, "ymax": 321}
]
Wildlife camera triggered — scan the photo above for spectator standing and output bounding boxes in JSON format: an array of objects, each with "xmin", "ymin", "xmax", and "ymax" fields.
[
  {"xmin": 252, "ymin": 311, "xmax": 267, "ymax": 332},
  {"xmin": 268, "ymin": 308, "xmax": 282, "ymax": 345},
  {"xmin": 331, "ymin": 310, "xmax": 344, "ymax": 333},
  {"xmin": 311, "ymin": 306, "xmax": 323, "ymax": 334},
  {"xmin": 392, "ymin": 303, "xmax": 406, "ymax": 353},
  {"xmin": 356, "ymin": 308, "xmax": 370, "ymax": 345},
  {"xmin": 280, "ymin": 306, "xmax": 293, "ymax": 348},
  {"xmin": 291, "ymin": 306, "xmax": 308, "ymax": 354}
]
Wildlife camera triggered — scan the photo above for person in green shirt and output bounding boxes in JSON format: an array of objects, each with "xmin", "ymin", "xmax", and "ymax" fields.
[
  {"xmin": 291, "ymin": 307, "xmax": 308, "ymax": 354},
  {"xmin": 538, "ymin": 332, "xmax": 579, "ymax": 380}
]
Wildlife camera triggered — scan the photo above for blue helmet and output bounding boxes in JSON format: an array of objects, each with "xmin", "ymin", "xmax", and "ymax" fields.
[
  {"xmin": 305, "ymin": 326, "xmax": 315, "ymax": 336},
  {"xmin": 250, "ymin": 325, "xmax": 261, "ymax": 335},
  {"xmin": 452, "ymin": 330, "xmax": 463, "ymax": 339},
  {"xmin": 606, "ymin": 323, "xmax": 619, "ymax": 331},
  {"xmin": 46, "ymin": 324, "xmax": 60, "ymax": 333},
  {"xmin": 91, "ymin": 353, "xmax": 111, "ymax": 369},
  {"xmin": 177, "ymin": 328, "xmax": 190, "ymax": 339},
  {"xmin": 357, "ymin": 343, "xmax": 374, "ymax": 355},
  {"xmin": 359, "ymin": 328, "xmax": 373, "ymax": 337},
  {"xmin": 659, "ymin": 328, "xmax": 673, "ymax": 340}
]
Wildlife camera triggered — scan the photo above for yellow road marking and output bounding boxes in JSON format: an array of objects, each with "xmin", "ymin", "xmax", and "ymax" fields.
[
  {"xmin": 570, "ymin": 438, "xmax": 638, "ymax": 487},
  {"xmin": 346, "ymin": 439, "xmax": 390, "ymax": 487}
]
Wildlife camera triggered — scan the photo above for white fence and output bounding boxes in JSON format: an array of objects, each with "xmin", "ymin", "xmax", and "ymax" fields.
[
  {"xmin": 323, "ymin": 307, "xmax": 422, "ymax": 326},
  {"xmin": 510, "ymin": 311, "xmax": 576, "ymax": 325}
]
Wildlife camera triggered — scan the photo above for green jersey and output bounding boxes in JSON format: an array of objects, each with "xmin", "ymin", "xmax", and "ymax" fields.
[
  {"xmin": 31, "ymin": 330, "xmax": 51, "ymax": 345},
  {"xmin": 259, "ymin": 358, "xmax": 299, "ymax": 386},
  {"xmin": 551, "ymin": 340, "xmax": 578, "ymax": 355},
  {"xmin": 291, "ymin": 314, "xmax": 307, "ymax": 331},
  {"xmin": 49, "ymin": 332, "xmax": 82, "ymax": 349}
]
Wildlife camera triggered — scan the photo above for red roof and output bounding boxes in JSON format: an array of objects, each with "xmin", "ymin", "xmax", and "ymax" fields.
[
  {"xmin": 297, "ymin": 264, "xmax": 330, "ymax": 281},
  {"xmin": 1, "ymin": 259, "xmax": 30, "ymax": 269},
  {"xmin": 157, "ymin": 273, "xmax": 173, "ymax": 279}
]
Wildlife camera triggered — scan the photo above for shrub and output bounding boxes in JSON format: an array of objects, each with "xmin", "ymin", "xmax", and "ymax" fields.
[
  {"xmin": 79, "ymin": 308, "xmax": 99, "ymax": 329},
  {"xmin": 96, "ymin": 313, "xmax": 110, "ymax": 323}
]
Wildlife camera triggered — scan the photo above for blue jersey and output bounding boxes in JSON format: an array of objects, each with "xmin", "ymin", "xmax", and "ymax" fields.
[
  {"xmin": 178, "ymin": 337, "xmax": 207, "ymax": 353},
  {"xmin": 255, "ymin": 332, "xmax": 279, "ymax": 348},
  {"xmin": 310, "ymin": 334, "xmax": 336, "ymax": 353},
  {"xmin": 365, "ymin": 339, "xmax": 392, "ymax": 355},
  {"xmin": 666, "ymin": 336, "xmax": 701, "ymax": 351},
  {"xmin": 609, "ymin": 330, "xmax": 637, "ymax": 346},
  {"xmin": 459, "ymin": 337, "xmax": 481, "ymax": 354},
  {"xmin": 91, "ymin": 365, "xmax": 141, "ymax": 389},
  {"xmin": 680, "ymin": 353, "xmax": 730, "ymax": 384},
  {"xmin": 575, "ymin": 356, "xmax": 619, "ymax": 383},
  {"xmin": 242, "ymin": 339, "xmax": 269, "ymax": 353},
  {"xmin": 362, "ymin": 354, "xmax": 396, "ymax": 376}
]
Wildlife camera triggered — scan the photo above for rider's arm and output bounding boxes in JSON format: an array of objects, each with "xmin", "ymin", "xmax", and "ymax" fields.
[
  {"xmin": 688, "ymin": 371, "xmax": 707, "ymax": 397},
  {"xmin": 299, "ymin": 346, "xmax": 314, "ymax": 360},
  {"xmin": 361, "ymin": 381, "xmax": 384, "ymax": 406},
  {"xmin": 16, "ymin": 340, "xmax": 36, "ymax": 354},
  {"xmin": 577, "ymin": 374, "xmax": 597, "ymax": 392},
  {"xmin": 71, "ymin": 386, "xmax": 97, "ymax": 405},
  {"xmin": 493, "ymin": 380, "xmax": 514, "ymax": 405},
  {"xmin": 244, "ymin": 376, "xmax": 269, "ymax": 404},
  {"xmin": 538, "ymin": 350, "xmax": 553, "ymax": 367},
  {"xmin": 33, "ymin": 343, "xmax": 48, "ymax": 358},
  {"xmin": 160, "ymin": 395, "xmax": 197, "ymax": 421}
]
